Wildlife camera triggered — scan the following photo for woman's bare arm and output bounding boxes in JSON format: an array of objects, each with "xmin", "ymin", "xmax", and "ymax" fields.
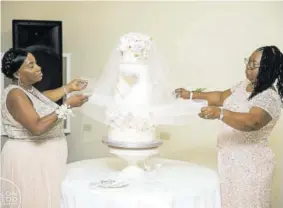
[
  {"xmin": 190, "ymin": 89, "xmax": 232, "ymax": 106},
  {"xmin": 42, "ymin": 85, "xmax": 70, "ymax": 102},
  {"xmin": 7, "ymin": 88, "xmax": 59, "ymax": 136},
  {"xmin": 221, "ymin": 107, "xmax": 272, "ymax": 131}
]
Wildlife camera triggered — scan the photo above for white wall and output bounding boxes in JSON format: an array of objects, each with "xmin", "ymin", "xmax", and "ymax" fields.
[{"xmin": 1, "ymin": 1, "xmax": 283, "ymax": 207}]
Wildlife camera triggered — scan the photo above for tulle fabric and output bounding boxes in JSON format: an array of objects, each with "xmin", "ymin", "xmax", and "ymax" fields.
[{"xmin": 80, "ymin": 34, "xmax": 207, "ymax": 126}]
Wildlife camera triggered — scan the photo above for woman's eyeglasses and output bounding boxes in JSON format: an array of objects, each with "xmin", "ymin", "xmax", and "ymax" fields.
[{"xmin": 244, "ymin": 58, "xmax": 260, "ymax": 70}]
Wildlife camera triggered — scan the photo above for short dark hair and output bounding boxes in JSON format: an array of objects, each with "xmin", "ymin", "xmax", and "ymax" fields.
[{"xmin": 1, "ymin": 48, "xmax": 28, "ymax": 79}]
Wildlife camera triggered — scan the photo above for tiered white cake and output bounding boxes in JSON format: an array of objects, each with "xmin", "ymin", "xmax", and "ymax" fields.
[{"xmin": 107, "ymin": 33, "xmax": 157, "ymax": 145}]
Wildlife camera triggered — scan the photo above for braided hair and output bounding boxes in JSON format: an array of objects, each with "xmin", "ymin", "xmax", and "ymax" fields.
[
  {"xmin": 1, "ymin": 48, "xmax": 28, "ymax": 79},
  {"xmin": 249, "ymin": 46, "xmax": 283, "ymax": 102}
]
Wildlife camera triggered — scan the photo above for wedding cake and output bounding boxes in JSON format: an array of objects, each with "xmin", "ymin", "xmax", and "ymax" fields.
[
  {"xmin": 83, "ymin": 32, "xmax": 207, "ymax": 146},
  {"xmin": 107, "ymin": 33, "xmax": 157, "ymax": 145}
]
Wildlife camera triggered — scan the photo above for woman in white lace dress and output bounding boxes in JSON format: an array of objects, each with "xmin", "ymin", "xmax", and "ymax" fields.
[
  {"xmin": 1, "ymin": 48, "xmax": 89, "ymax": 208},
  {"xmin": 175, "ymin": 46, "xmax": 283, "ymax": 207}
]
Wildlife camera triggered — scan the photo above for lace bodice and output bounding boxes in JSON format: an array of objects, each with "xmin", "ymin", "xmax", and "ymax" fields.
[
  {"xmin": 1, "ymin": 85, "xmax": 65, "ymax": 140},
  {"xmin": 217, "ymin": 80, "xmax": 282, "ymax": 147}
]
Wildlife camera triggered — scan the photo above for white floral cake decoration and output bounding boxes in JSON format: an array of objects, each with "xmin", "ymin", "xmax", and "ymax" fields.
[{"xmin": 118, "ymin": 32, "xmax": 153, "ymax": 60}]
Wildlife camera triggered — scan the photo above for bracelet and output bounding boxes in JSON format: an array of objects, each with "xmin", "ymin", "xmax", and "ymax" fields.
[
  {"xmin": 218, "ymin": 107, "xmax": 224, "ymax": 120},
  {"xmin": 55, "ymin": 104, "xmax": 74, "ymax": 120},
  {"xmin": 190, "ymin": 91, "xmax": 193, "ymax": 100},
  {"xmin": 63, "ymin": 86, "xmax": 68, "ymax": 96}
]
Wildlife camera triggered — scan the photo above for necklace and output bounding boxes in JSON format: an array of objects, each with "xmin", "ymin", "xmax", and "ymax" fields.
[
  {"xmin": 18, "ymin": 83, "xmax": 38, "ymax": 98},
  {"xmin": 26, "ymin": 87, "xmax": 39, "ymax": 98},
  {"xmin": 17, "ymin": 79, "xmax": 35, "ymax": 94},
  {"xmin": 16, "ymin": 79, "xmax": 43, "ymax": 102},
  {"xmin": 26, "ymin": 87, "xmax": 35, "ymax": 94}
]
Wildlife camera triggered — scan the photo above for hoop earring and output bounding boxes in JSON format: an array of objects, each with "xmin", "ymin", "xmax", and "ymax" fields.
[
  {"xmin": 17, "ymin": 77, "xmax": 21, "ymax": 86},
  {"xmin": 13, "ymin": 72, "xmax": 19, "ymax": 79}
]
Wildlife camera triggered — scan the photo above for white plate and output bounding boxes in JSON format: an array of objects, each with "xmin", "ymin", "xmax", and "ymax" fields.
[{"xmin": 89, "ymin": 179, "xmax": 129, "ymax": 189}]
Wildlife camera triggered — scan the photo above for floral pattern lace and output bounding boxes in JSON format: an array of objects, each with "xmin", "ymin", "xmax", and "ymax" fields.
[{"xmin": 106, "ymin": 109, "xmax": 156, "ymax": 132}]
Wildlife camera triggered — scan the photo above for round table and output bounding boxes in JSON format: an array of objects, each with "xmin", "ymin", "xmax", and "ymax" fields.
[{"xmin": 61, "ymin": 157, "xmax": 221, "ymax": 208}]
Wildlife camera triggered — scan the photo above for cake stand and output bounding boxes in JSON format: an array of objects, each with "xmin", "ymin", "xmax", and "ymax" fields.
[{"xmin": 102, "ymin": 138, "xmax": 162, "ymax": 179}]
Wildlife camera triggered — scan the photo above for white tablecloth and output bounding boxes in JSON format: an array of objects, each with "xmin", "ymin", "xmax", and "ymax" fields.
[{"xmin": 61, "ymin": 157, "xmax": 221, "ymax": 208}]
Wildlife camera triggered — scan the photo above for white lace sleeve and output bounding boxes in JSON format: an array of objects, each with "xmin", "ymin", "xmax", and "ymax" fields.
[{"xmin": 251, "ymin": 89, "xmax": 281, "ymax": 120}]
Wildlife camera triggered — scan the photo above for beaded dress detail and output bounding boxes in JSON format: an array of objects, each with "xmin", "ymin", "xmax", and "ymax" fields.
[{"xmin": 217, "ymin": 80, "xmax": 281, "ymax": 208}]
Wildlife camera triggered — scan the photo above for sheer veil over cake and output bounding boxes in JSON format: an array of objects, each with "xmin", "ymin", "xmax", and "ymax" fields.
[{"xmin": 80, "ymin": 33, "xmax": 207, "ymax": 127}]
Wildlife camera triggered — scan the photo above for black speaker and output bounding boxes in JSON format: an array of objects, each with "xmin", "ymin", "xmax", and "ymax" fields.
[{"xmin": 12, "ymin": 19, "xmax": 63, "ymax": 104}]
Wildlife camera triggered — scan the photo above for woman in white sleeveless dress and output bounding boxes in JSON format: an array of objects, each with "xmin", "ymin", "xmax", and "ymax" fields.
[
  {"xmin": 175, "ymin": 46, "xmax": 283, "ymax": 207},
  {"xmin": 1, "ymin": 48, "xmax": 89, "ymax": 208}
]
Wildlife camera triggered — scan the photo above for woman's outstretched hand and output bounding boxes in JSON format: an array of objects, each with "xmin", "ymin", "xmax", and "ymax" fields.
[
  {"xmin": 66, "ymin": 79, "xmax": 88, "ymax": 93},
  {"xmin": 199, "ymin": 106, "xmax": 221, "ymax": 120},
  {"xmin": 64, "ymin": 94, "xmax": 89, "ymax": 108},
  {"xmin": 174, "ymin": 88, "xmax": 190, "ymax": 99}
]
